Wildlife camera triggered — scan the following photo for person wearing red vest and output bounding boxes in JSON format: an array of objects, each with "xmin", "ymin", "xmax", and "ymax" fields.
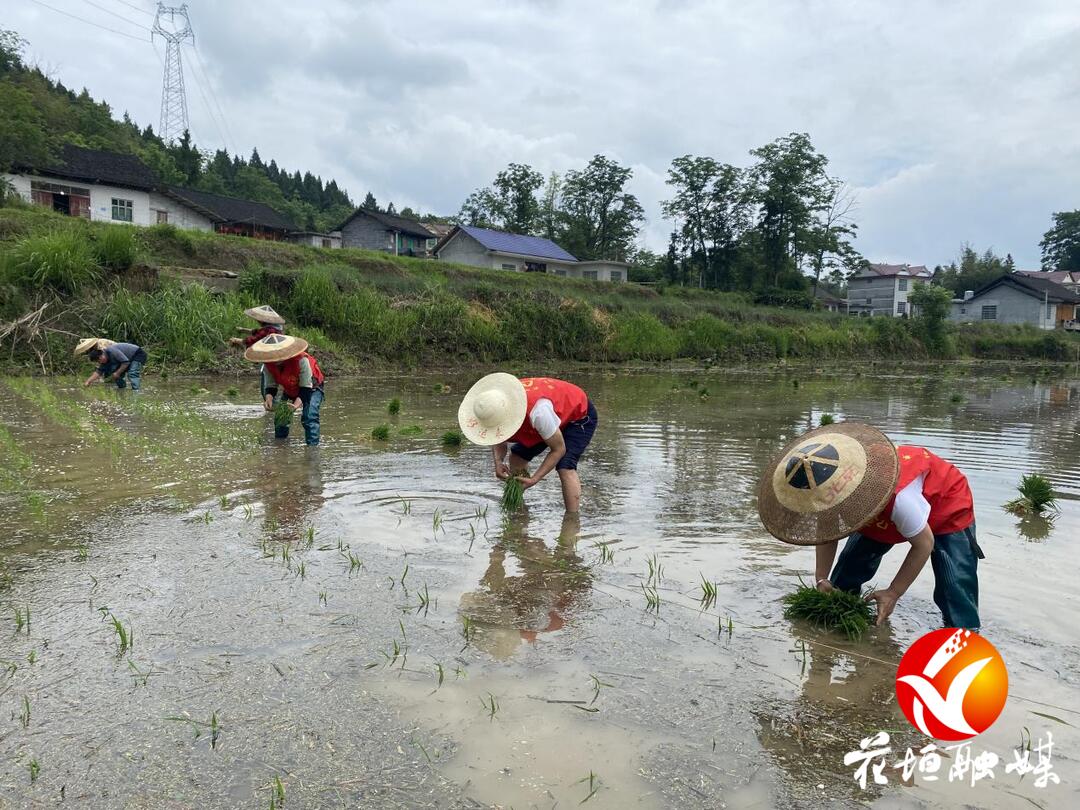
[
  {"xmin": 245, "ymin": 334, "xmax": 326, "ymax": 446},
  {"xmin": 819, "ymin": 445, "xmax": 982, "ymax": 630},
  {"xmin": 458, "ymin": 373, "xmax": 598, "ymax": 512},
  {"xmin": 758, "ymin": 424, "xmax": 983, "ymax": 631}
]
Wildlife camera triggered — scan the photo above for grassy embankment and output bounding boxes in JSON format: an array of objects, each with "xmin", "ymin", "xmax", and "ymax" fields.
[{"xmin": 2, "ymin": 204, "xmax": 1078, "ymax": 375}]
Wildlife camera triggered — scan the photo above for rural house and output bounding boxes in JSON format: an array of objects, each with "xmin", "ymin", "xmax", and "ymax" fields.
[
  {"xmin": 336, "ymin": 207, "xmax": 436, "ymax": 256},
  {"xmin": 434, "ymin": 225, "xmax": 629, "ymax": 282},
  {"xmin": 4, "ymin": 145, "xmax": 299, "ymax": 240},
  {"xmin": 951, "ymin": 273, "xmax": 1080, "ymax": 330},
  {"xmin": 846, "ymin": 263, "xmax": 932, "ymax": 316},
  {"xmin": 1016, "ymin": 270, "xmax": 1080, "ymax": 295},
  {"xmin": 285, "ymin": 231, "xmax": 342, "ymax": 249},
  {"xmin": 3, "ymin": 144, "xmax": 213, "ymax": 230}
]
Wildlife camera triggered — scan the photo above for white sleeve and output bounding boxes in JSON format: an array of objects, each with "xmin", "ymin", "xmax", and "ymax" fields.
[
  {"xmin": 891, "ymin": 474, "xmax": 931, "ymax": 539},
  {"xmin": 529, "ymin": 398, "xmax": 561, "ymax": 440}
]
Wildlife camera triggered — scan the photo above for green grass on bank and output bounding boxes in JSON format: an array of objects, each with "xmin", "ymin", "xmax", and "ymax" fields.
[{"xmin": 1, "ymin": 205, "xmax": 1078, "ymax": 374}]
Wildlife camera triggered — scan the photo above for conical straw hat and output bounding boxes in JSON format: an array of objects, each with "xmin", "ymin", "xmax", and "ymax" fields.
[
  {"xmin": 244, "ymin": 305, "xmax": 285, "ymax": 325},
  {"xmin": 73, "ymin": 337, "xmax": 116, "ymax": 357},
  {"xmin": 757, "ymin": 422, "xmax": 899, "ymax": 545},
  {"xmin": 458, "ymin": 372, "xmax": 528, "ymax": 446},
  {"xmin": 243, "ymin": 334, "xmax": 308, "ymax": 363}
]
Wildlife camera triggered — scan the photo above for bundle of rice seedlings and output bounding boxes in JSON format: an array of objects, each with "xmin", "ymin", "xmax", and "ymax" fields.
[
  {"xmin": 388, "ymin": 398, "xmax": 401, "ymax": 415},
  {"xmin": 371, "ymin": 424, "xmax": 390, "ymax": 441},
  {"xmin": 783, "ymin": 585, "xmax": 874, "ymax": 640},
  {"xmin": 819, "ymin": 413, "xmax": 835, "ymax": 426},
  {"xmin": 1004, "ymin": 473, "xmax": 1058, "ymax": 516},
  {"xmin": 441, "ymin": 429, "xmax": 463, "ymax": 447},
  {"xmin": 502, "ymin": 476, "xmax": 525, "ymax": 511},
  {"xmin": 273, "ymin": 401, "xmax": 295, "ymax": 429}
]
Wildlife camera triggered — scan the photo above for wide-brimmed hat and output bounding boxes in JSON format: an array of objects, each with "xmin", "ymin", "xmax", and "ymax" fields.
[
  {"xmin": 458, "ymin": 372, "xmax": 528, "ymax": 446},
  {"xmin": 244, "ymin": 305, "xmax": 285, "ymax": 325},
  {"xmin": 757, "ymin": 422, "xmax": 899, "ymax": 546},
  {"xmin": 73, "ymin": 337, "xmax": 115, "ymax": 357},
  {"xmin": 244, "ymin": 334, "xmax": 308, "ymax": 363}
]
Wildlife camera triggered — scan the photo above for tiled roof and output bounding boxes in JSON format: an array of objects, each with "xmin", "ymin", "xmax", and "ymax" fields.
[
  {"xmin": 454, "ymin": 225, "xmax": 578, "ymax": 262},
  {"xmin": 164, "ymin": 186, "xmax": 298, "ymax": 231},
  {"xmin": 969, "ymin": 273, "xmax": 1080, "ymax": 304},
  {"xmin": 336, "ymin": 207, "xmax": 436, "ymax": 239},
  {"xmin": 19, "ymin": 144, "xmax": 159, "ymax": 191},
  {"xmin": 1017, "ymin": 270, "xmax": 1079, "ymax": 284}
]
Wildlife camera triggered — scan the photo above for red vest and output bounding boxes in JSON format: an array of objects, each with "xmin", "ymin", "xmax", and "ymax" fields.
[
  {"xmin": 510, "ymin": 378, "xmax": 589, "ymax": 447},
  {"xmin": 859, "ymin": 446, "xmax": 974, "ymax": 544},
  {"xmin": 266, "ymin": 352, "xmax": 324, "ymax": 399},
  {"xmin": 244, "ymin": 324, "xmax": 283, "ymax": 347}
]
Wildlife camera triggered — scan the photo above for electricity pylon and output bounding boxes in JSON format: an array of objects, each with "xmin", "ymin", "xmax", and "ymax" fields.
[{"xmin": 152, "ymin": 3, "xmax": 194, "ymax": 144}]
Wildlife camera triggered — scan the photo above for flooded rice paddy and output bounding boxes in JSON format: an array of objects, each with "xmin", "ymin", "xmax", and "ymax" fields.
[{"xmin": 1, "ymin": 368, "xmax": 1078, "ymax": 808}]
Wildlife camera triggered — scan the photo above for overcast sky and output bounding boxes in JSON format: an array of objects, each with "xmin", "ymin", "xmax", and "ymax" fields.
[{"xmin": 10, "ymin": 0, "xmax": 1080, "ymax": 267}]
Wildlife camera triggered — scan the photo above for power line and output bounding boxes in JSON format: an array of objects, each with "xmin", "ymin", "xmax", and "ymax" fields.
[
  {"xmin": 107, "ymin": 0, "xmax": 155, "ymax": 16},
  {"xmin": 188, "ymin": 44, "xmax": 236, "ymax": 154},
  {"xmin": 80, "ymin": 0, "xmax": 150, "ymax": 31},
  {"xmin": 182, "ymin": 46, "xmax": 228, "ymax": 151},
  {"xmin": 26, "ymin": 0, "xmax": 150, "ymax": 41}
]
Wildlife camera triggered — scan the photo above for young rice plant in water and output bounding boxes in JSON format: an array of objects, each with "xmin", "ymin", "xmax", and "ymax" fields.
[
  {"xmin": 783, "ymin": 585, "xmax": 874, "ymax": 640},
  {"xmin": 1004, "ymin": 473, "xmax": 1058, "ymax": 516},
  {"xmin": 273, "ymin": 401, "xmax": 295, "ymax": 429},
  {"xmin": 502, "ymin": 476, "xmax": 525, "ymax": 511}
]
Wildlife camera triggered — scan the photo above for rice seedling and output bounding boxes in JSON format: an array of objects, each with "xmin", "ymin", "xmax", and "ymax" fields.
[
  {"xmin": 341, "ymin": 550, "xmax": 363, "ymax": 573},
  {"xmin": 2, "ymin": 660, "xmax": 17, "ymax": 677},
  {"xmin": 720, "ymin": 615, "xmax": 734, "ymax": 638},
  {"xmin": 371, "ymin": 423, "xmax": 390, "ymax": 441},
  {"xmin": 502, "ymin": 476, "xmax": 525, "ymax": 511},
  {"xmin": 589, "ymin": 674, "xmax": 613, "ymax": 706},
  {"xmin": 416, "ymin": 583, "xmax": 435, "ymax": 616},
  {"xmin": 1004, "ymin": 473, "xmax": 1058, "ymax": 516},
  {"xmin": 388, "ymin": 397, "xmax": 402, "ymax": 415},
  {"xmin": 432, "ymin": 508, "xmax": 445, "ymax": 533},
  {"xmin": 226, "ymin": 386, "xmax": 240, "ymax": 397},
  {"xmin": 460, "ymin": 615, "xmax": 476, "ymax": 649},
  {"xmin": 273, "ymin": 401, "xmax": 295, "ymax": 429},
  {"xmin": 399, "ymin": 424, "xmax": 423, "ymax": 436},
  {"xmin": 641, "ymin": 583, "xmax": 661, "ymax": 614},
  {"xmin": 782, "ymin": 585, "xmax": 874, "ymax": 640},
  {"xmin": 819, "ymin": 413, "xmax": 835, "ymax": 426},
  {"xmin": 318, "ymin": 590, "xmax": 328, "ymax": 606},
  {"xmin": 75, "ymin": 544, "xmax": 88, "ymax": 561},
  {"xmin": 576, "ymin": 771, "xmax": 600, "ymax": 804},
  {"xmin": 243, "ymin": 504, "xmax": 254, "ymax": 521},
  {"xmin": 592, "ymin": 541, "xmax": 615, "ymax": 565},
  {"xmin": 14, "ymin": 605, "xmax": 30, "ymax": 635},
  {"xmin": 474, "ymin": 504, "xmax": 488, "ymax": 521},
  {"xmin": 480, "ymin": 692, "xmax": 499, "ymax": 721},
  {"xmin": 303, "ymin": 526, "xmax": 315, "ymax": 547},
  {"xmin": 19, "ymin": 695, "xmax": 30, "ymax": 728},
  {"xmin": 271, "ymin": 776, "xmax": 286, "ymax": 808},
  {"xmin": 210, "ymin": 711, "xmax": 220, "ymax": 749},
  {"xmin": 219, "ymin": 494, "xmax": 230, "ymax": 509},
  {"xmin": 397, "ymin": 496, "xmax": 412, "ymax": 515},
  {"xmin": 699, "ymin": 574, "xmax": 718, "ymax": 610},
  {"xmin": 128, "ymin": 659, "xmax": 155, "ymax": 687},
  {"xmin": 295, "ymin": 560, "xmax": 307, "ymax": 580},
  {"xmin": 645, "ymin": 553, "xmax": 664, "ymax": 585},
  {"xmin": 441, "ymin": 429, "xmax": 464, "ymax": 447},
  {"xmin": 29, "ymin": 758, "xmax": 40, "ymax": 784},
  {"xmin": 399, "ymin": 563, "xmax": 410, "ymax": 589},
  {"xmin": 950, "ymin": 393, "xmax": 965, "ymax": 404},
  {"xmin": 27, "ymin": 650, "xmax": 36, "ymax": 665},
  {"xmin": 110, "ymin": 614, "xmax": 134, "ymax": 653},
  {"xmin": 202, "ymin": 511, "xmax": 213, "ymax": 524},
  {"xmin": 434, "ymin": 662, "xmax": 445, "ymax": 690},
  {"xmin": 278, "ymin": 545, "xmax": 291, "ymax": 565},
  {"xmin": 698, "ymin": 387, "xmax": 710, "ymax": 399}
]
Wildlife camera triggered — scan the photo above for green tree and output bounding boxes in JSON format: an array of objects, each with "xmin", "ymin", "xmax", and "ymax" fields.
[
  {"xmin": 1040, "ymin": 211, "xmax": 1080, "ymax": 272},
  {"xmin": 458, "ymin": 162, "xmax": 543, "ymax": 234},
  {"xmin": 909, "ymin": 283, "xmax": 954, "ymax": 354},
  {"xmin": 936, "ymin": 244, "xmax": 1009, "ymax": 294},
  {"xmin": 0, "ymin": 82, "xmax": 52, "ymax": 172},
  {"xmin": 558, "ymin": 155, "xmax": 643, "ymax": 260},
  {"xmin": 805, "ymin": 179, "xmax": 862, "ymax": 296},
  {"xmin": 538, "ymin": 171, "xmax": 561, "ymax": 241},
  {"xmin": 362, "ymin": 191, "xmax": 378, "ymax": 210}
]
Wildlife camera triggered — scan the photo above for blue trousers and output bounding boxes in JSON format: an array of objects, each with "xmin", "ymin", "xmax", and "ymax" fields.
[
  {"xmin": 830, "ymin": 524, "xmax": 983, "ymax": 630},
  {"xmin": 103, "ymin": 358, "xmax": 144, "ymax": 390},
  {"xmin": 274, "ymin": 388, "xmax": 323, "ymax": 446}
]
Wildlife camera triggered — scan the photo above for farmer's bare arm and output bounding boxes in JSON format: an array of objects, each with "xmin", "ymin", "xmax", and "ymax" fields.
[
  {"xmin": 492, "ymin": 442, "xmax": 510, "ymax": 479},
  {"xmin": 84, "ymin": 371, "xmax": 102, "ymax": 386},
  {"xmin": 523, "ymin": 431, "xmax": 566, "ymax": 487},
  {"xmin": 111, "ymin": 362, "xmax": 130, "ymax": 380},
  {"xmin": 815, "ymin": 540, "xmax": 839, "ymax": 591},
  {"xmin": 868, "ymin": 525, "xmax": 934, "ymax": 625}
]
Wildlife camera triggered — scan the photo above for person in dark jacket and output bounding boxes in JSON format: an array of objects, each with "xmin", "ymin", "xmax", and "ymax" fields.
[{"xmin": 81, "ymin": 340, "xmax": 147, "ymax": 391}]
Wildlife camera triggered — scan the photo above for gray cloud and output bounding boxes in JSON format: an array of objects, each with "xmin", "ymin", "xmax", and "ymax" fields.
[{"xmin": 6, "ymin": 0, "xmax": 1080, "ymax": 266}]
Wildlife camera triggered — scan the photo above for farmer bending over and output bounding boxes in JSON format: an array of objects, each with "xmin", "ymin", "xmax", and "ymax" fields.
[
  {"xmin": 244, "ymin": 334, "xmax": 325, "ymax": 446},
  {"xmin": 228, "ymin": 305, "xmax": 285, "ymax": 349},
  {"xmin": 458, "ymin": 374, "xmax": 598, "ymax": 512},
  {"xmin": 79, "ymin": 339, "xmax": 147, "ymax": 391},
  {"xmin": 758, "ymin": 422, "xmax": 982, "ymax": 630}
]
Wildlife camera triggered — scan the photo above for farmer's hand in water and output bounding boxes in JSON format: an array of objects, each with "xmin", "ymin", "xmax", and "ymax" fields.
[
  {"xmin": 291, "ymin": 397, "xmax": 302, "ymax": 410},
  {"xmin": 815, "ymin": 578, "xmax": 834, "ymax": 594},
  {"xmin": 867, "ymin": 588, "xmax": 900, "ymax": 626},
  {"xmin": 495, "ymin": 463, "xmax": 511, "ymax": 480},
  {"xmin": 263, "ymin": 394, "xmax": 274, "ymax": 411},
  {"xmin": 519, "ymin": 477, "xmax": 539, "ymax": 489}
]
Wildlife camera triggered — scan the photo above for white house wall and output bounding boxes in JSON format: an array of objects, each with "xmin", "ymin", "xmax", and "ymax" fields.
[
  {"xmin": 847, "ymin": 275, "xmax": 927, "ymax": 316},
  {"xmin": 438, "ymin": 232, "xmax": 495, "ymax": 268},
  {"xmin": 951, "ymin": 285, "xmax": 1057, "ymax": 329},
  {"xmin": 147, "ymin": 192, "xmax": 213, "ymax": 231}
]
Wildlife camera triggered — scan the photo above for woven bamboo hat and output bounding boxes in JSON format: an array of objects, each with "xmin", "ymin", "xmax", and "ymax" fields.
[
  {"xmin": 74, "ymin": 337, "xmax": 115, "ymax": 357},
  {"xmin": 757, "ymin": 422, "xmax": 900, "ymax": 545},
  {"xmin": 244, "ymin": 334, "xmax": 308, "ymax": 363},
  {"xmin": 244, "ymin": 305, "xmax": 285, "ymax": 325},
  {"xmin": 458, "ymin": 372, "xmax": 528, "ymax": 446}
]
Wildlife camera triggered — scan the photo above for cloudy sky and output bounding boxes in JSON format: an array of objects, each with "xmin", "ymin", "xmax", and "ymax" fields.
[{"xmin": 10, "ymin": 0, "xmax": 1080, "ymax": 267}]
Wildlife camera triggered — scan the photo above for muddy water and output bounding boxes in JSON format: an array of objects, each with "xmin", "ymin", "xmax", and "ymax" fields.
[{"xmin": 1, "ymin": 369, "xmax": 1078, "ymax": 808}]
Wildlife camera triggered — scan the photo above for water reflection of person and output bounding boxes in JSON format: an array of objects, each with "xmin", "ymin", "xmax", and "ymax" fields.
[
  {"xmin": 753, "ymin": 627, "xmax": 915, "ymax": 800},
  {"xmin": 257, "ymin": 451, "xmax": 325, "ymax": 543},
  {"xmin": 458, "ymin": 513, "xmax": 590, "ymax": 660}
]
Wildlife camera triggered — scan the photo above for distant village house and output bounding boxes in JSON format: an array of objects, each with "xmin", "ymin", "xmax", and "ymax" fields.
[
  {"xmin": 336, "ymin": 207, "xmax": 437, "ymax": 256},
  {"xmin": 951, "ymin": 273, "xmax": 1080, "ymax": 331},
  {"xmin": 435, "ymin": 225, "xmax": 629, "ymax": 282},
  {"xmin": 846, "ymin": 263, "xmax": 932, "ymax": 316}
]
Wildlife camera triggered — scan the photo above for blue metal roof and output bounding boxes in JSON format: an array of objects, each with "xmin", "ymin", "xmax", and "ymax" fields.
[{"xmin": 458, "ymin": 225, "xmax": 578, "ymax": 263}]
